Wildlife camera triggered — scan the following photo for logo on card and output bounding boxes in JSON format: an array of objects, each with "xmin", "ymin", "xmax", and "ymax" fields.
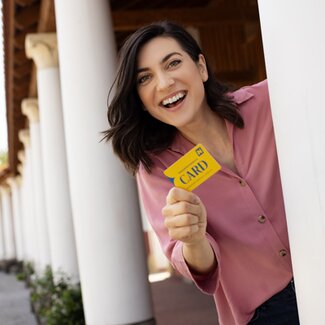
[{"xmin": 164, "ymin": 144, "xmax": 221, "ymax": 191}]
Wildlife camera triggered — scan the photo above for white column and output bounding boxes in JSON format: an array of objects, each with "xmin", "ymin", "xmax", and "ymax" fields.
[
  {"xmin": 18, "ymin": 130, "xmax": 39, "ymax": 267},
  {"xmin": 140, "ymin": 198, "xmax": 169, "ymax": 273},
  {"xmin": 54, "ymin": 1, "xmax": 154, "ymax": 324},
  {"xmin": 22, "ymin": 100, "xmax": 51, "ymax": 272},
  {"xmin": 258, "ymin": 1, "xmax": 325, "ymax": 323},
  {"xmin": 0, "ymin": 185, "xmax": 16, "ymax": 260},
  {"xmin": 7, "ymin": 176, "xmax": 24, "ymax": 261},
  {"xmin": 17, "ymin": 153, "xmax": 29, "ymax": 261},
  {"xmin": 25, "ymin": 33, "xmax": 79, "ymax": 281},
  {"xmin": 0, "ymin": 196, "xmax": 5, "ymax": 260}
]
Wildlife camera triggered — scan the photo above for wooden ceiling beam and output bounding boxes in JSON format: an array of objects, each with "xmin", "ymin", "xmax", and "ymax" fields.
[
  {"xmin": 14, "ymin": 26, "xmax": 36, "ymax": 49},
  {"xmin": 13, "ymin": 84, "xmax": 29, "ymax": 98},
  {"xmin": 14, "ymin": 50, "xmax": 28, "ymax": 65},
  {"xmin": 14, "ymin": 62, "xmax": 32, "ymax": 78},
  {"xmin": 27, "ymin": 0, "xmax": 56, "ymax": 98},
  {"xmin": 28, "ymin": 66, "xmax": 37, "ymax": 98},
  {"xmin": 15, "ymin": 2, "xmax": 40, "ymax": 30},
  {"xmin": 12, "ymin": 115, "xmax": 26, "ymax": 124},
  {"xmin": 37, "ymin": 0, "xmax": 56, "ymax": 32},
  {"xmin": 112, "ymin": 5, "xmax": 259, "ymax": 31},
  {"xmin": 13, "ymin": 100, "xmax": 23, "ymax": 109},
  {"xmin": 216, "ymin": 69, "xmax": 257, "ymax": 81},
  {"xmin": 2, "ymin": 0, "xmax": 17, "ymax": 172},
  {"xmin": 15, "ymin": 0, "xmax": 35, "ymax": 7},
  {"xmin": 14, "ymin": 75, "xmax": 30, "ymax": 87}
]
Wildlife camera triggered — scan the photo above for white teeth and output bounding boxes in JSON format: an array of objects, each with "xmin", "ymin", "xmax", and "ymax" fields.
[{"xmin": 162, "ymin": 92, "xmax": 185, "ymax": 106}]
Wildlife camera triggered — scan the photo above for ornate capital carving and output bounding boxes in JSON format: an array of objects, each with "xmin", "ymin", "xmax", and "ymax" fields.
[
  {"xmin": 6, "ymin": 177, "xmax": 16, "ymax": 188},
  {"xmin": 0, "ymin": 184, "xmax": 10, "ymax": 195},
  {"xmin": 7, "ymin": 175, "xmax": 22, "ymax": 188},
  {"xmin": 17, "ymin": 150, "xmax": 25, "ymax": 163},
  {"xmin": 22, "ymin": 98, "xmax": 39, "ymax": 123},
  {"xmin": 17, "ymin": 164, "xmax": 24, "ymax": 177},
  {"xmin": 25, "ymin": 33, "xmax": 58, "ymax": 69},
  {"xmin": 18, "ymin": 129, "xmax": 31, "ymax": 148},
  {"xmin": 16, "ymin": 175, "xmax": 22, "ymax": 186}
]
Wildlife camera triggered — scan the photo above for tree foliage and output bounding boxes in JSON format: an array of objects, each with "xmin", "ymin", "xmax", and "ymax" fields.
[{"xmin": 0, "ymin": 150, "xmax": 8, "ymax": 167}]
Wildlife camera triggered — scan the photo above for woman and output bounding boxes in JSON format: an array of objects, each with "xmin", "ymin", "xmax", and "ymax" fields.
[{"xmin": 104, "ymin": 21, "xmax": 299, "ymax": 325}]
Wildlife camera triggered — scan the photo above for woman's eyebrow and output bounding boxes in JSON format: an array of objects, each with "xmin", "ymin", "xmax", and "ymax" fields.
[
  {"xmin": 161, "ymin": 51, "xmax": 182, "ymax": 64},
  {"xmin": 137, "ymin": 52, "xmax": 182, "ymax": 73}
]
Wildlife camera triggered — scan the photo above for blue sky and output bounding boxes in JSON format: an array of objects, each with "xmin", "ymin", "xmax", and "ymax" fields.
[{"xmin": 0, "ymin": 0, "xmax": 8, "ymax": 152}]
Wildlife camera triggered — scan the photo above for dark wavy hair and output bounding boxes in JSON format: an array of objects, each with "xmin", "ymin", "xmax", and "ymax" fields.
[{"xmin": 103, "ymin": 21, "xmax": 243, "ymax": 175}]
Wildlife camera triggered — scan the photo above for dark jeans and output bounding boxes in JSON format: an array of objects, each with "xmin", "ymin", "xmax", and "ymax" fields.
[{"xmin": 247, "ymin": 280, "xmax": 300, "ymax": 325}]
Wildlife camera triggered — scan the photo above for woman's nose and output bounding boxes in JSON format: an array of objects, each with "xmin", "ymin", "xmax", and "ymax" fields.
[{"xmin": 156, "ymin": 73, "xmax": 174, "ymax": 91}]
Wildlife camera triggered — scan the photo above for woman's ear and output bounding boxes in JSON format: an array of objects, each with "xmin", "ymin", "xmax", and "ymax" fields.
[{"xmin": 198, "ymin": 54, "xmax": 208, "ymax": 82}]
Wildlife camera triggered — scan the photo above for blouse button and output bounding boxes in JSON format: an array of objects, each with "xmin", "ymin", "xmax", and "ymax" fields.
[
  {"xmin": 258, "ymin": 215, "xmax": 266, "ymax": 224},
  {"xmin": 239, "ymin": 179, "xmax": 246, "ymax": 186},
  {"xmin": 279, "ymin": 249, "xmax": 287, "ymax": 257}
]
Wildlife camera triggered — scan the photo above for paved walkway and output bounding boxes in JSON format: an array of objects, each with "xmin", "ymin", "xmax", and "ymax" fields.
[
  {"xmin": 0, "ymin": 271, "xmax": 217, "ymax": 325},
  {"xmin": 151, "ymin": 276, "xmax": 219, "ymax": 325},
  {"xmin": 0, "ymin": 271, "xmax": 37, "ymax": 325}
]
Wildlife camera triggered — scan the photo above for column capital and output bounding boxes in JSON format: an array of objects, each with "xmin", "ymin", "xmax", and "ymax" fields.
[
  {"xmin": 6, "ymin": 177, "xmax": 16, "ymax": 188},
  {"xmin": 22, "ymin": 98, "xmax": 39, "ymax": 123},
  {"xmin": 18, "ymin": 129, "xmax": 31, "ymax": 148},
  {"xmin": 7, "ymin": 175, "xmax": 22, "ymax": 188},
  {"xmin": 0, "ymin": 184, "xmax": 10, "ymax": 195},
  {"xmin": 16, "ymin": 175, "xmax": 22, "ymax": 186},
  {"xmin": 17, "ymin": 150, "xmax": 25, "ymax": 164},
  {"xmin": 25, "ymin": 33, "xmax": 58, "ymax": 70},
  {"xmin": 17, "ymin": 164, "xmax": 24, "ymax": 176}
]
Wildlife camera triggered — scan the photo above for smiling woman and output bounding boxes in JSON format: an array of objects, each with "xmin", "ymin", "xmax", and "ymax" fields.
[
  {"xmin": 136, "ymin": 37, "xmax": 209, "ymax": 130},
  {"xmin": 103, "ymin": 21, "xmax": 299, "ymax": 325},
  {"xmin": 103, "ymin": 21, "xmax": 241, "ymax": 174}
]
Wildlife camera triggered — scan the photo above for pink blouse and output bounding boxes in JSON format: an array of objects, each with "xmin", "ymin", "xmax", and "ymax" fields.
[{"xmin": 137, "ymin": 80, "xmax": 293, "ymax": 325}]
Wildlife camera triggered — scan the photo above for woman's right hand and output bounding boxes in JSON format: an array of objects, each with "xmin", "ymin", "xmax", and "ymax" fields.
[
  {"xmin": 162, "ymin": 187, "xmax": 217, "ymax": 274},
  {"xmin": 161, "ymin": 187, "xmax": 207, "ymax": 245}
]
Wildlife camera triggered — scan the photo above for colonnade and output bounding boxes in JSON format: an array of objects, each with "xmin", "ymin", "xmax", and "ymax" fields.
[
  {"xmin": 0, "ymin": 1, "xmax": 155, "ymax": 324},
  {"xmin": 3, "ymin": 1, "xmax": 325, "ymax": 324}
]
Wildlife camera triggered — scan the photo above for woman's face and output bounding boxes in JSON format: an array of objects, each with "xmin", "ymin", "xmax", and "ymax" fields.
[{"xmin": 136, "ymin": 36, "xmax": 209, "ymax": 130}]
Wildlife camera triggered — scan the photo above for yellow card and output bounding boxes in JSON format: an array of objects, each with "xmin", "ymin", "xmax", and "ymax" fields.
[{"xmin": 164, "ymin": 144, "xmax": 221, "ymax": 191}]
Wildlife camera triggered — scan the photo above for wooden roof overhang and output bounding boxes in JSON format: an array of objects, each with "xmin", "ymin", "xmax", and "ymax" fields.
[
  {"xmin": 2, "ymin": 0, "xmax": 263, "ymax": 177},
  {"xmin": 2, "ymin": 0, "xmax": 55, "ymax": 176}
]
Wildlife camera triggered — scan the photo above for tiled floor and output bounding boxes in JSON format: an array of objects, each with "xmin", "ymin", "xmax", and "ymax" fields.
[
  {"xmin": 0, "ymin": 271, "xmax": 37, "ymax": 325},
  {"xmin": 0, "ymin": 271, "xmax": 218, "ymax": 325},
  {"xmin": 151, "ymin": 276, "xmax": 219, "ymax": 325}
]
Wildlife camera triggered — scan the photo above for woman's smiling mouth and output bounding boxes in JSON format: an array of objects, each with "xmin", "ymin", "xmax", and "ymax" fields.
[{"xmin": 160, "ymin": 91, "xmax": 187, "ymax": 109}]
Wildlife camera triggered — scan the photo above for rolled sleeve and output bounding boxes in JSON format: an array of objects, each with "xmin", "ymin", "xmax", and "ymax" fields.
[
  {"xmin": 137, "ymin": 158, "xmax": 220, "ymax": 295},
  {"xmin": 170, "ymin": 232, "xmax": 221, "ymax": 295}
]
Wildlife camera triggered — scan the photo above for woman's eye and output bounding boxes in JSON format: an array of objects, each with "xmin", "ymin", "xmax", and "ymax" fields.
[
  {"xmin": 137, "ymin": 75, "xmax": 150, "ymax": 85},
  {"xmin": 168, "ymin": 59, "xmax": 181, "ymax": 69}
]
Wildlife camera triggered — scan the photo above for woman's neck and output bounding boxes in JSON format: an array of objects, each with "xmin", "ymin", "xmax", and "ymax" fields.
[
  {"xmin": 178, "ymin": 109, "xmax": 238, "ymax": 174},
  {"xmin": 179, "ymin": 110, "xmax": 229, "ymax": 151}
]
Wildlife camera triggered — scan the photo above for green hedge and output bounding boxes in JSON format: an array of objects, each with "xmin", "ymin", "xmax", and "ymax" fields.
[{"xmin": 18, "ymin": 263, "xmax": 85, "ymax": 325}]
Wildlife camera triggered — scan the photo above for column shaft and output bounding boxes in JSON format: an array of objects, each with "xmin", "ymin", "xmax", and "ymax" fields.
[
  {"xmin": 0, "ymin": 198, "xmax": 5, "ymax": 260},
  {"xmin": 7, "ymin": 177, "xmax": 24, "ymax": 261},
  {"xmin": 37, "ymin": 65, "xmax": 79, "ymax": 280},
  {"xmin": 0, "ymin": 186, "xmax": 16, "ymax": 260},
  {"xmin": 28, "ymin": 119, "xmax": 51, "ymax": 271},
  {"xmin": 19, "ymin": 132, "xmax": 40, "ymax": 266},
  {"xmin": 54, "ymin": 1, "xmax": 154, "ymax": 324},
  {"xmin": 258, "ymin": 1, "xmax": 325, "ymax": 323}
]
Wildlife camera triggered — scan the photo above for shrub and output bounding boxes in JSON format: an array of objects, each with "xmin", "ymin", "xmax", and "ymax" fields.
[{"xmin": 30, "ymin": 266, "xmax": 85, "ymax": 325}]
